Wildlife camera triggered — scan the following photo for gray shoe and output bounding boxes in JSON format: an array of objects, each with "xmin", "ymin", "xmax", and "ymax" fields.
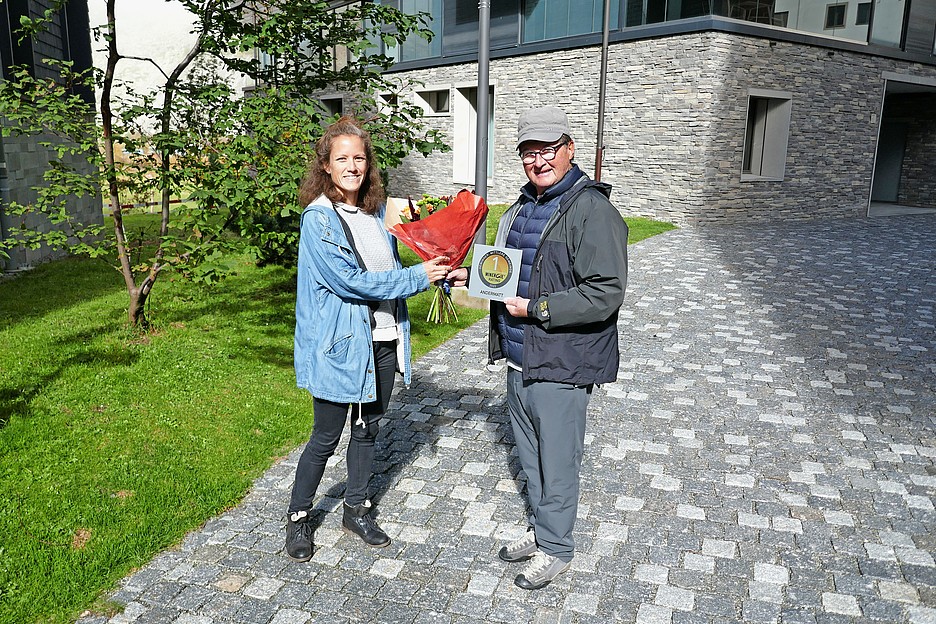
[
  {"xmin": 498, "ymin": 530, "xmax": 537, "ymax": 562},
  {"xmin": 514, "ymin": 551, "xmax": 571, "ymax": 590}
]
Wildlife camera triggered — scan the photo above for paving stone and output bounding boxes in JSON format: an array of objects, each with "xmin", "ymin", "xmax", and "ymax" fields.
[
  {"xmin": 171, "ymin": 585, "xmax": 215, "ymax": 611},
  {"xmin": 232, "ymin": 596, "xmax": 280, "ymax": 623},
  {"xmin": 742, "ymin": 598, "xmax": 782, "ymax": 622},
  {"xmin": 860, "ymin": 596, "xmax": 909, "ymax": 623}
]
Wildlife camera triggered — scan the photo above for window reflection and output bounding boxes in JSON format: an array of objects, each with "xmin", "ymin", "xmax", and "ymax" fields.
[
  {"xmin": 623, "ymin": 0, "xmax": 880, "ymax": 43},
  {"xmin": 368, "ymin": 0, "xmax": 912, "ymax": 63},
  {"xmin": 718, "ymin": 0, "xmax": 906, "ymax": 47},
  {"xmin": 771, "ymin": 0, "xmax": 868, "ymax": 41}
]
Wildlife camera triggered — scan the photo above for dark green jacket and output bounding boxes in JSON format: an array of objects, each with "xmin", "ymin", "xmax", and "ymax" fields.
[{"xmin": 488, "ymin": 174, "xmax": 629, "ymax": 385}]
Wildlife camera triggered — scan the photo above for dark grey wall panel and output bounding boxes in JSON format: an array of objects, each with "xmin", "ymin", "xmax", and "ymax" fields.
[{"xmin": 904, "ymin": 0, "xmax": 936, "ymax": 54}]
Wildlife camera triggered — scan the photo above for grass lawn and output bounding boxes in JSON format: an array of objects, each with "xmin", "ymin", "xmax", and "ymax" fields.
[{"xmin": 0, "ymin": 204, "xmax": 672, "ymax": 623}]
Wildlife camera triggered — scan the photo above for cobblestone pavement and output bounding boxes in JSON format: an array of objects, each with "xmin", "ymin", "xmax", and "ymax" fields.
[{"xmin": 78, "ymin": 216, "xmax": 936, "ymax": 624}]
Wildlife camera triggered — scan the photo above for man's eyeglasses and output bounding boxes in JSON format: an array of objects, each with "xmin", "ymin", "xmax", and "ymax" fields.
[{"xmin": 519, "ymin": 140, "xmax": 568, "ymax": 165}]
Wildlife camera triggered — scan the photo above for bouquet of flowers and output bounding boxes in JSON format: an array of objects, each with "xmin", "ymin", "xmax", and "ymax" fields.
[
  {"xmin": 400, "ymin": 194, "xmax": 452, "ymax": 221},
  {"xmin": 389, "ymin": 190, "xmax": 489, "ymax": 323}
]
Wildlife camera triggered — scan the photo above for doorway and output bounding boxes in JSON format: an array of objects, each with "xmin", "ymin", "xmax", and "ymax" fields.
[
  {"xmin": 870, "ymin": 121, "xmax": 906, "ymax": 203},
  {"xmin": 867, "ymin": 75, "xmax": 936, "ymax": 216}
]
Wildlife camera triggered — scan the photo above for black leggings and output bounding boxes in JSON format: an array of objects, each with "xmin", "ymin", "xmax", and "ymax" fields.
[{"xmin": 288, "ymin": 341, "xmax": 397, "ymax": 511}]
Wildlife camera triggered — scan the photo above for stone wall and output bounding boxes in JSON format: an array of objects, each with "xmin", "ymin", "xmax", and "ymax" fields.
[
  {"xmin": 0, "ymin": 130, "xmax": 101, "ymax": 272},
  {"xmin": 383, "ymin": 48, "xmax": 603, "ymax": 210},
  {"xmin": 384, "ymin": 31, "xmax": 936, "ymax": 224},
  {"xmin": 0, "ymin": 0, "xmax": 102, "ymax": 272}
]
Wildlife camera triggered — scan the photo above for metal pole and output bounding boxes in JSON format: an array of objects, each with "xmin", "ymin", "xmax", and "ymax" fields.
[
  {"xmin": 595, "ymin": 0, "xmax": 611, "ymax": 181},
  {"xmin": 474, "ymin": 0, "xmax": 491, "ymax": 244}
]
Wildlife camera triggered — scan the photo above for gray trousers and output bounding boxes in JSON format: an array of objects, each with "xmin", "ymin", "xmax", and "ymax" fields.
[{"xmin": 506, "ymin": 368, "xmax": 591, "ymax": 563}]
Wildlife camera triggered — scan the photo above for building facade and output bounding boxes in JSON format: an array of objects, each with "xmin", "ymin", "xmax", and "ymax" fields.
[
  {"xmin": 345, "ymin": 0, "xmax": 936, "ymax": 224},
  {"xmin": 0, "ymin": 0, "xmax": 100, "ymax": 272}
]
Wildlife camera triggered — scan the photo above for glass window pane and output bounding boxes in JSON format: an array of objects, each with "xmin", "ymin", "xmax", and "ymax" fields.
[
  {"xmin": 544, "ymin": 0, "xmax": 573, "ymax": 39},
  {"xmin": 400, "ymin": 0, "xmax": 442, "ymax": 60},
  {"xmin": 524, "ymin": 0, "xmax": 546, "ymax": 41},
  {"xmin": 856, "ymin": 2, "xmax": 871, "ymax": 25},
  {"xmin": 665, "ymin": 0, "xmax": 709, "ymax": 20},
  {"xmin": 647, "ymin": 0, "xmax": 666, "ymax": 23},
  {"xmin": 443, "ymin": 0, "xmax": 520, "ymax": 55},
  {"xmin": 868, "ymin": 0, "xmax": 906, "ymax": 47},
  {"xmin": 771, "ymin": 0, "xmax": 876, "ymax": 44},
  {"xmin": 567, "ymin": 0, "xmax": 596, "ymax": 36},
  {"xmin": 524, "ymin": 0, "xmax": 618, "ymax": 43},
  {"xmin": 824, "ymin": 4, "xmax": 846, "ymax": 29},
  {"xmin": 625, "ymin": 0, "xmax": 644, "ymax": 26}
]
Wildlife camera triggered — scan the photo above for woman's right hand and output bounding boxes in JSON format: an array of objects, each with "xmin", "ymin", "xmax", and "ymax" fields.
[{"xmin": 422, "ymin": 256, "xmax": 451, "ymax": 283}]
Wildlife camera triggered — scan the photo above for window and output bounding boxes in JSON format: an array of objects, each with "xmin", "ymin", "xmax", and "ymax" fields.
[
  {"xmin": 869, "ymin": 0, "xmax": 905, "ymax": 47},
  {"xmin": 773, "ymin": 11, "xmax": 789, "ymax": 27},
  {"xmin": 370, "ymin": 0, "xmax": 443, "ymax": 62},
  {"xmin": 452, "ymin": 85, "xmax": 494, "ymax": 185},
  {"xmin": 742, "ymin": 90, "xmax": 792, "ymax": 182},
  {"xmin": 320, "ymin": 97, "xmax": 343, "ymax": 118},
  {"xmin": 392, "ymin": 0, "xmax": 443, "ymax": 61},
  {"xmin": 825, "ymin": 4, "xmax": 847, "ymax": 29},
  {"xmin": 523, "ymin": 0, "xmax": 620, "ymax": 43},
  {"xmin": 0, "ymin": 0, "xmax": 35, "ymax": 79},
  {"xmin": 375, "ymin": 92, "xmax": 399, "ymax": 116},
  {"xmin": 416, "ymin": 89, "xmax": 450, "ymax": 115},
  {"xmin": 442, "ymin": 0, "xmax": 520, "ymax": 56},
  {"xmin": 855, "ymin": 2, "xmax": 871, "ymax": 25}
]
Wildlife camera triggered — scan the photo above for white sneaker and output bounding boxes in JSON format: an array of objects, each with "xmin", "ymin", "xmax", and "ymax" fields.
[
  {"xmin": 514, "ymin": 551, "xmax": 571, "ymax": 590},
  {"xmin": 498, "ymin": 530, "xmax": 537, "ymax": 562}
]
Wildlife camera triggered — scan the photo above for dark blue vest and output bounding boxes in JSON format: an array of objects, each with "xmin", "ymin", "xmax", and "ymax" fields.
[{"xmin": 497, "ymin": 167, "xmax": 584, "ymax": 366}]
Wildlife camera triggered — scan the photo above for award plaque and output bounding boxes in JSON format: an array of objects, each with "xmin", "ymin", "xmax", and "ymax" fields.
[{"xmin": 468, "ymin": 245, "xmax": 522, "ymax": 301}]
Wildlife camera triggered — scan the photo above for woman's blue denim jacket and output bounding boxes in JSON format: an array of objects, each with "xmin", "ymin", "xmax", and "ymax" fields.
[{"xmin": 294, "ymin": 195, "xmax": 430, "ymax": 403}]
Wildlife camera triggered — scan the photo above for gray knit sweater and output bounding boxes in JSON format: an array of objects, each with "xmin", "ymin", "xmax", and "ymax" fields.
[{"xmin": 334, "ymin": 202, "xmax": 398, "ymax": 342}]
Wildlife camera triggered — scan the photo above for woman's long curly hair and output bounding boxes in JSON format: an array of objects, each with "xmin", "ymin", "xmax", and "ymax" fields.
[{"xmin": 298, "ymin": 116, "xmax": 385, "ymax": 215}]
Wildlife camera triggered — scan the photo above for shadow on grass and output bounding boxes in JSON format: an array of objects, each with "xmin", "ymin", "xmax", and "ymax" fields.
[
  {"xmin": 0, "ymin": 346, "xmax": 140, "ymax": 430},
  {"xmin": 1, "ymin": 258, "xmax": 297, "ymax": 434},
  {"xmin": 0, "ymin": 257, "xmax": 122, "ymax": 331},
  {"xmin": 238, "ymin": 274, "xmax": 299, "ymax": 369},
  {"xmin": 156, "ymin": 267, "xmax": 298, "ymax": 370}
]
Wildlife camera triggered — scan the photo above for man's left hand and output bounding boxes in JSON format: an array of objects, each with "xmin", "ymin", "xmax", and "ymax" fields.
[{"xmin": 504, "ymin": 297, "xmax": 530, "ymax": 317}]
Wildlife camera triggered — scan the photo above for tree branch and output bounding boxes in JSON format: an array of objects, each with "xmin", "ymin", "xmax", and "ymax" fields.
[{"xmin": 118, "ymin": 55, "xmax": 170, "ymax": 82}]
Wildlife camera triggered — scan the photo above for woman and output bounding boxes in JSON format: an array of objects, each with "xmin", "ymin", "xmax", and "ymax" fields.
[{"xmin": 287, "ymin": 117, "xmax": 450, "ymax": 561}]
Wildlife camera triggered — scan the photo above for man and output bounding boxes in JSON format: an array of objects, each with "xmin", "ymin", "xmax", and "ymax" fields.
[{"xmin": 449, "ymin": 106, "xmax": 628, "ymax": 590}]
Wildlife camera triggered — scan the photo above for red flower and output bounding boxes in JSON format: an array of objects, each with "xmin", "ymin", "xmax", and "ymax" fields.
[
  {"xmin": 389, "ymin": 190, "xmax": 489, "ymax": 323},
  {"xmin": 389, "ymin": 189, "xmax": 488, "ymax": 267}
]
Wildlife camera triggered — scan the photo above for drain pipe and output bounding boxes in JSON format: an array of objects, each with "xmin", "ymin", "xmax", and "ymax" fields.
[
  {"xmin": 473, "ymin": 0, "xmax": 490, "ymax": 244},
  {"xmin": 594, "ymin": 0, "xmax": 611, "ymax": 181},
  {"xmin": 0, "ymin": 140, "xmax": 8, "ymax": 273}
]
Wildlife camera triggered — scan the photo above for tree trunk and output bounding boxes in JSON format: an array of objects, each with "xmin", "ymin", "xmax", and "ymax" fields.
[
  {"xmin": 101, "ymin": 0, "xmax": 143, "ymax": 326},
  {"xmin": 128, "ymin": 287, "xmax": 148, "ymax": 328}
]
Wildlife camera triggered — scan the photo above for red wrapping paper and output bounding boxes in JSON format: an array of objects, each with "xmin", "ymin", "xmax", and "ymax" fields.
[{"xmin": 389, "ymin": 189, "xmax": 488, "ymax": 266}]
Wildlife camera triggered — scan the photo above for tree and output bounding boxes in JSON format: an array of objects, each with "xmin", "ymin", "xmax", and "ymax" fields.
[{"xmin": 0, "ymin": 0, "xmax": 447, "ymax": 326}]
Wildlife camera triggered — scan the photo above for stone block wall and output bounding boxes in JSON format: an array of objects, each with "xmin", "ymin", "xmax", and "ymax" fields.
[
  {"xmin": 0, "ymin": 130, "xmax": 101, "ymax": 272},
  {"xmin": 383, "ymin": 48, "xmax": 603, "ymax": 209},
  {"xmin": 652, "ymin": 33, "xmax": 889, "ymax": 224},
  {"xmin": 0, "ymin": 0, "xmax": 102, "ymax": 272},
  {"xmin": 384, "ymin": 31, "xmax": 936, "ymax": 224}
]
